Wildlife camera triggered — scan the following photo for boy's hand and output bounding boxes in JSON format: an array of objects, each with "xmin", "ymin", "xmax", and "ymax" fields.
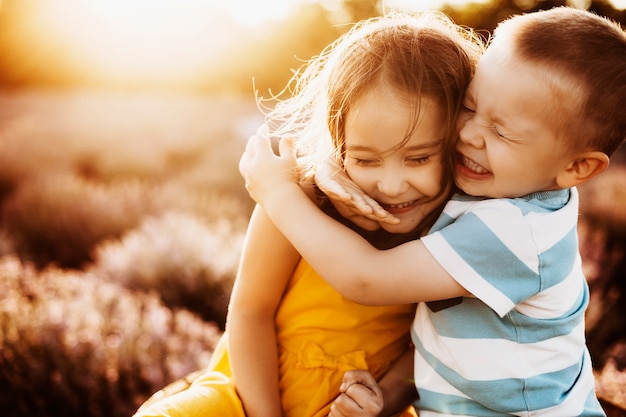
[
  {"xmin": 328, "ymin": 370, "xmax": 384, "ymax": 417},
  {"xmin": 315, "ymin": 157, "xmax": 399, "ymax": 230},
  {"xmin": 239, "ymin": 127, "xmax": 300, "ymax": 206}
]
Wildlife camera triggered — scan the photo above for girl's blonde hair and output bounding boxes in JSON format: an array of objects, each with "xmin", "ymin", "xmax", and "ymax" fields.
[{"xmin": 262, "ymin": 11, "xmax": 483, "ymax": 193}]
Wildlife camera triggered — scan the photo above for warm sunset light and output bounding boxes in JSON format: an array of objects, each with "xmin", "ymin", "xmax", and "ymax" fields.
[
  {"xmin": 41, "ymin": 0, "xmax": 255, "ymax": 84},
  {"xmin": 2, "ymin": 0, "xmax": 624, "ymax": 91},
  {"xmin": 223, "ymin": 0, "xmax": 297, "ymax": 26},
  {"xmin": 611, "ymin": 0, "xmax": 626, "ymax": 8},
  {"xmin": 44, "ymin": 1, "xmax": 221, "ymax": 81},
  {"xmin": 384, "ymin": 0, "xmax": 491, "ymax": 11},
  {"xmin": 0, "ymin": 0, "xmax": 302, "ymax": 89}
]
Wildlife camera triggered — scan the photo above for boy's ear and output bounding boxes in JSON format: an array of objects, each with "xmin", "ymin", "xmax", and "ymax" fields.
[{"xmin": 556, "ymin": 151, "xmax": 610, "ymax": 188}]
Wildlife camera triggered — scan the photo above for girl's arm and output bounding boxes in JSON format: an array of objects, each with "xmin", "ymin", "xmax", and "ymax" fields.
[
  {"xmin": 376, "ymin": 349, "xmax": 418, "ymax": 416},
  {"xmin": 239, "ymin": 134, "xmax": 469, "ymax": 306},
  {"xmin": 227, "ymin": 205, "xmax": 301, "ymax": 417}
]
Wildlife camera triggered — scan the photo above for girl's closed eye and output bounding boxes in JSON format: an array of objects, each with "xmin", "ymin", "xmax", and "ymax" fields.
[
  {"xmin": 407, "ymin": 155, "xmax": 431, "ymax": 165},
  {"xmin": 349, "ymin": 156, "xmax": 380, "ymax": 167}
]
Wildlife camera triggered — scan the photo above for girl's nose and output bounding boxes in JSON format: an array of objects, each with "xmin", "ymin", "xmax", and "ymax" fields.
[{"xmin": 377, "ymin": 168, "xmax": 409, "ymax": 197}]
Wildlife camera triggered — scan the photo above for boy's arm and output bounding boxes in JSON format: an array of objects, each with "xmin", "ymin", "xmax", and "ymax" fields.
[
  {"xmin": 227, "ymin": 205, "xmax": 301, "ymax": 417},
  {"xmin": 239, "ymin": 134, "xmax": 469, "ymax": 306}
]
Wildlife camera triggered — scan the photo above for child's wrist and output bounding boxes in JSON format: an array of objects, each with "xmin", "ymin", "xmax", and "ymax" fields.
[{"xmin": 261, "ymin": 182, "xmax": 305, "ymax": 216}]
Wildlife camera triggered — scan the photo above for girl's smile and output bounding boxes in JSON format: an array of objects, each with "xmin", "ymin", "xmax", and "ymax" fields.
[{"xmin": 379, "ymin": 198, "xmax": 422, "ymax": 215}]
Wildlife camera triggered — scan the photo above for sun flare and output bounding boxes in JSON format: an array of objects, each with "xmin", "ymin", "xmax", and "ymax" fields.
[{"xmin": 8, "ymin": 0, "xmax": 300, "ymax": 87}]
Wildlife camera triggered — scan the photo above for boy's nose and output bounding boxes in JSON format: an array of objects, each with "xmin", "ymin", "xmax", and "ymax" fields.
[{"xmin": 458, "ymin": 117, "xmax": 485, "ymax": 149}]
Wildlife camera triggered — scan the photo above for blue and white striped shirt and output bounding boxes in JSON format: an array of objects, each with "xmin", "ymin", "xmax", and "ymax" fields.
[{"xmin": 416, "ymin": 188, "xmax": 604, "ymax": 416}]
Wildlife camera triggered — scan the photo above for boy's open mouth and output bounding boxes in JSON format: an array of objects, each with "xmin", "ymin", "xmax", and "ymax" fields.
[{"xmin": 459, "ymin": 155, "xmax": 490, "ymax": 175}]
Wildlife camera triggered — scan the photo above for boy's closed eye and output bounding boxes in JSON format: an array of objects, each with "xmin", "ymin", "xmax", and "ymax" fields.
[
  {"xmin": 461, "ymin": 100, "xmax": 476, "ymax": 113},
  {"xmin": 494, "ymin": 126, "xmax": 508, "ymax": 139}
]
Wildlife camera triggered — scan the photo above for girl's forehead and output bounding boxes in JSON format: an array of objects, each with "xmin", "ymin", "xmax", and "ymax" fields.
[{"xmin": 344, "ymin": 92, "xmax": 446, "ymax": 151}]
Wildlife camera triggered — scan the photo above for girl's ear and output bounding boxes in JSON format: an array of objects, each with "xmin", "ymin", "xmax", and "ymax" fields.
[{"xmin": 556, "ymin": 151, "xmax": 610, "ymax": 188}]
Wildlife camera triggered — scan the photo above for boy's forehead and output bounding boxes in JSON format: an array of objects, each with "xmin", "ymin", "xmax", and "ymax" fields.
[
  {"xmin": 469, "ymin": 42, "xmax": 511, "ymax": 94},
  {"xmin": 469, "ymin": 38, "xmax": 579, "ymax": 142},
  {"xmin": 478, "ymin": 37, "xmax": 582, "ymax": 100},
  {"xmin": 478, "ymin": 39, "xmax": 515, "ymax": 71},
  {"xmin": 473, "ymin": 40, "xmax": 544, "ymax": 90}
]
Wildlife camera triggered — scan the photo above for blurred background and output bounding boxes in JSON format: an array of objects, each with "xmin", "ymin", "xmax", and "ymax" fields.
[{"xmin": 0, "ymin": 0, "xmax": 624, "ymax": 416}]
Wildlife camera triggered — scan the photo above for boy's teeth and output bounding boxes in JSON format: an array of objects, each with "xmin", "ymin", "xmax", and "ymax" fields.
[{"xmin": 463, "ymin": 156, "xmax": 490, "ymax": 174}]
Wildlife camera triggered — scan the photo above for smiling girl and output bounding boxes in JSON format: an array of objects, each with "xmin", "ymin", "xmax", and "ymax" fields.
[{"xmin": 135, "ymin": 11, "xmax": 481, "ymax": 417}]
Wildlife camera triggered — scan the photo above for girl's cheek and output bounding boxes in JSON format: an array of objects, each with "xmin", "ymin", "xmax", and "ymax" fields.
[
  {"xmin": 423, "ymin": 165, "xmax": 446, "ymax": 195},
  {"xmin": 346, "ymin": 168, "xmax": 375, "ymax": 190}
]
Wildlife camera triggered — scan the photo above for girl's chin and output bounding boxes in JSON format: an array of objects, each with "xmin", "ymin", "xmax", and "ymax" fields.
[
  {"xmin": 378, "ymin": 207, "xmax": 427, "ymax": 233},
  {"xmin": 379, "ymin": 221, "xmax": 417, "ymax": 235}
]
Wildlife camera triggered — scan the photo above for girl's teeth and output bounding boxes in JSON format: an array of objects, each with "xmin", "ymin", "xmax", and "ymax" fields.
[
  {"xmin": 463, "ymin": 156, "xmax": 490, "ymax": 174},
  {"xmin": 387, "ymin": 200, "xmax": 416, "ymax": 209}
]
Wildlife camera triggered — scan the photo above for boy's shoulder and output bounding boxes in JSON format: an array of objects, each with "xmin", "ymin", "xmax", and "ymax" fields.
[
  {"xmin": 432, "ymin": 189, "xmax": 577, "ymax": 234},
  {"xmin": 448, "ymin": 188, "xmax": 573, "ymax": 213}
]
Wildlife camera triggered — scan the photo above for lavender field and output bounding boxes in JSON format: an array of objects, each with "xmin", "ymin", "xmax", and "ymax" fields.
[{"xmin": 0, "ymin": 89, "xmax": 260, "ymax": 416}]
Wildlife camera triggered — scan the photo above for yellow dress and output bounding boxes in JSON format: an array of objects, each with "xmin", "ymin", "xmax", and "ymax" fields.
[{"xmin": 134, "ymin": 259, "xmax": 417, "ymax": 417}]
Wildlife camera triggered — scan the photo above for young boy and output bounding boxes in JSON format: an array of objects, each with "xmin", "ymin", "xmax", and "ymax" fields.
[{"xmin": 239, "ymin": 7, "xmax": 626, "ymax": 417}]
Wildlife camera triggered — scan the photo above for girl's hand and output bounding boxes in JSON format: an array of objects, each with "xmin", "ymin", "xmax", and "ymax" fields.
[
  {"xmin": 328, "ymin": 370, "xmax": 384, "ymax": 417},
  {"xmin": 315, "ymin": 158, "xmax": 399, "ymax": 230},
  {"xmin": 239, "ymin": 127, "xmax": 300, "ymax": 206}
]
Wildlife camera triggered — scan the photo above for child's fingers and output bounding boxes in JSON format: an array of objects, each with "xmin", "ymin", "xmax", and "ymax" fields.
[
  {"xmin": 315, "ymin": 158, "xmax": 353, "ymax": 202},
  {"xmin": 350, "ymin": 194, "xmax": 394, "ymax": 222},
  {"xmin": 239, "ymin": 131, "xmax": 293, "ymax": 178},
  {"xmin": 240, "ymin": 131, "xmax": 272, "ymax": 168},
  {"xmin": 278, "ymin": 136, "xmax": 297, "ymax": 161},
  {"xmin": 328, "ymin": 394, "xmax": 360, "ymax": 417},
  {"xmin": 330, "ymin": 385, "xmax": 383, "ymax": 417},
  {"xmin": 317, "ymin": 175, "xmax": 353, "ymax": 202},
  {"xmin": 348, "ymin": 194, "xmax": 400, "ymax": 225},
  {"xmin": 345, "ymin": 192, "xmax": 376, "ymax": 216},
  {"xmin": 329, "ymin": 371, "xmax": 383, "ymax": 417},
  {"xmin": 332, "ymin": 185, "xmax": 400, "ymax": 225},
  {"xmin": 340, "ymin": 370, "xmax": 380, "ymax": 393}
]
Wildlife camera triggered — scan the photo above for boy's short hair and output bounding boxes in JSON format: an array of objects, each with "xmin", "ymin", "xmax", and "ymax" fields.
[{"xmin": 494, "ymin": 7, "xmax": 626, "ymax": 157}]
